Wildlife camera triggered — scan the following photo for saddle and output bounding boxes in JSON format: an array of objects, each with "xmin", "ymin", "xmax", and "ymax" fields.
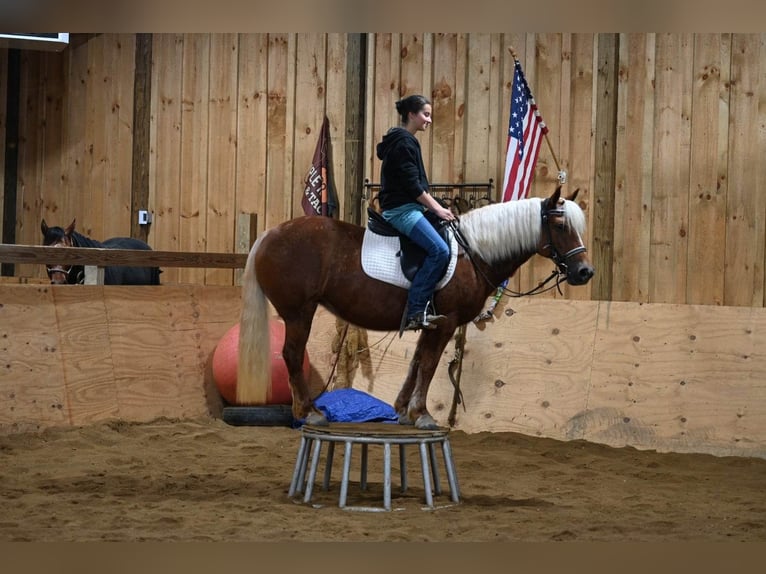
[{"xmin": 366, "ymin": 207, "xmax": 451, "ymax": 282}]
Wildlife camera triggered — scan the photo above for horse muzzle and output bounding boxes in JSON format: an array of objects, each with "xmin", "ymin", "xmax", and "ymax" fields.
[{"xmin": 566, "ymin": 261, "xmax": 595, "ymax": 285}]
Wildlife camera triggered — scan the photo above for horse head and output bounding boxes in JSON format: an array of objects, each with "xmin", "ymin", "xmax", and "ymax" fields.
[
  {"xmin": 538, "ymin": 187, "xmax": 595, "ymax": 286},
  {"xmin": 41, "ymin": 218, "xmax": 78, "ymax": 284}
]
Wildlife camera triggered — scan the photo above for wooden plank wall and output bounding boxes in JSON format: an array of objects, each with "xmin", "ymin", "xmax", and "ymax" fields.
[
  {"xmin": 0, "ymin": 47, "xmax": 6, "ymax": 232},
  {"xmin": 5, "ymin": 33, "xmax": 766, "ymax": 308}
]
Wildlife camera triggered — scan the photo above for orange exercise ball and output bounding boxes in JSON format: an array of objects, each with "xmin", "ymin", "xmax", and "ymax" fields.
[{"xmin": 212, "ymin": 320, "xmax": 310, "ymax": 405}]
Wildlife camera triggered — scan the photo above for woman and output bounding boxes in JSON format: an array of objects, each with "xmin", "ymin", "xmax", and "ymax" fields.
[{"xmin": 376, "ymin": 94, "xmax": 456, "ymax": 331}]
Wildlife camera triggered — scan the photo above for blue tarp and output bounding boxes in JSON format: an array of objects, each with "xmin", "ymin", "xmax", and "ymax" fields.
[{"xmin": 294, "ymin": 388, "xmax": 398, "ymax": 426}]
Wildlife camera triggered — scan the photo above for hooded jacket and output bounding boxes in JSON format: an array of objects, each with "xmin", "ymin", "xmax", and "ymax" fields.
[{"xmin": 375, "ymin": 127, "xmax": 429, "ymax": 212}]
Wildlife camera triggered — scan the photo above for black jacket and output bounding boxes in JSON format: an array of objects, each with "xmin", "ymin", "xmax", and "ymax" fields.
[{"xmin": 376, "ymin": 127, "xmax": 429, "ymax": 211}]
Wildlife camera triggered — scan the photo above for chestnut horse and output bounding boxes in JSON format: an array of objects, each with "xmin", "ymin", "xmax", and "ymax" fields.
[{"xmin": 238, "ymin": 186, "xmax": 594, "ymax": 429}]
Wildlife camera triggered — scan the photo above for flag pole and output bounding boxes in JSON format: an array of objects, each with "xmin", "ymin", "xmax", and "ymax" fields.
[{"xmin": 508, "ymin": 47, "xmax": 566, "ymax": 184}]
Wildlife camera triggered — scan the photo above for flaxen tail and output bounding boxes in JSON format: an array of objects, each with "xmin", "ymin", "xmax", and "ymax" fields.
[{"xmin": 236, "ymin": 235, "xmax": 271, "ymax": 404}]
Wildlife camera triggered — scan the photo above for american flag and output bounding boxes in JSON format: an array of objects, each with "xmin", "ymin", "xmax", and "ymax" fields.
[{"xmin": 501, "ymin": 58, "xmax": 548, "ymax": 202}]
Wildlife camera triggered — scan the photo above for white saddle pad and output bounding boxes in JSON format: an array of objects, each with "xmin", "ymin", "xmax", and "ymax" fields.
[{"xmin": 360, "ymin": 228, "xmax": 458, "ymax": 290}]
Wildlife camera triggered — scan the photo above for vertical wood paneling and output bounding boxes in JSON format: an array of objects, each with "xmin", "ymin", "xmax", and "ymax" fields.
[
  {"xmin": 205, "ymin": 33, "xmax": 238, "ymax": 286},
  {"xmin": 563, "ymin": 34, "xmax": 596, "ymax": 302},
  {"xmin": 431, "ymin": 33, "xmax": 458, "ymax": 184},
  {"xmin": 592, "ymin": 34, "xmax": 619, "ymax": 302},
  {"xmin": 264, "ymin": 34, "xmax": 290, "ymax": 228},
  {"xmin": 326, "ymin": 33, "xmax": 348, "ymax": 219},
  {"xmin": 39, "ymin": 51, "xmax": 65, "ymax": 254},
  {"xmin": 285, "ymin": 35, "xmax": 298, "ymax": 221},
  {"xmin": 486, "ymin": 34, "xmax": 502, "ymax": 196},
  {"xmin": 61, "ymin": 41, "xmax": 88, "ymax": 248},
  {"xmin": 399, "ymin": 34, "xmax": 428, "ymax": 170},
  {"xmin": 0, "ymin": 48, "xmax": 6, "ymax": 236},
  {"xmin": 6, "ymin": 32, "xmax": 766, "ymax": 306},
  {"xmin": 0, "ymin": 48, "xmax": 8, "ymax": 236},
  {"xmin": 523, "ymin": 33, "xmax": 563, "ymax": 294},
  {"xmin": 725, "ymin": 34, "xmax": 765, "ymax": 306},
  {"xmin": 614, "ymin": 33, "xmax": 655, "ymax": 303},
  {"xmin": 84, "ymin": 34, "xmax": 106, "ymax": 239},
  {"xmin": 178, "ymin": 33, "xmax": 210, "ymax": 285},
  {"xmin": 649, "ymin": 34, "xmax": 693, "ymax": 304},
  {"xmin": 464, "ymin": 34, "xmax": 492, "ymax": 181},
  {"xmin": 15, "ymin": 51, "xmax": 42, "ymax": 278},
  {"xmin": 130, "ymin": 34, "xmax": 152, "ymax": 244},
  {"xmin": 368, "ymin": 33, "xmax": 401, "ymax": 205},
  {"xmin": 235, "ymin": 34, "xmax": 268, "ymax": 236},
  {"xmin": 687, "ymin": 34, "xmax": 730, "ymax": 305},
  {"xmin": 760, "ymin": 34, "xmax": 766, "ymax": 307},
  {"xmin": 453, "ymin": 33, "xmax": 468, "ymax": 185},
  {"xmin": 149, "ymin": 34, "xmax": 183, "ymax": 283},
  {"xmin": 110, "ymin": 34, "xmax": 136, "ymax": 239},
  {"xmin": 293, "ymin": 34, "xmax": 327, "ymax": 219}
]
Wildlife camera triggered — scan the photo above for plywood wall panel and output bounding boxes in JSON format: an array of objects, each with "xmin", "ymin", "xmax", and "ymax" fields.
[
  {"xmin": 51, "ymin": 286, "xmax": 120, "ymax": 426},
  {"xmin": 0, "ymin": 286, "xmax": 68, "ymax": 432}
]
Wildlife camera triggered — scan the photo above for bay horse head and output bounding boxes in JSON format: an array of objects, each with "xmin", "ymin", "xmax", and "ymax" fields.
[
  {"xmin": 537, "ymin": 187, "xmax": 594, "ymax": 286},
  {"xmin": 41, "ymin": 218, "xmax": 79, "ymax": 284}
]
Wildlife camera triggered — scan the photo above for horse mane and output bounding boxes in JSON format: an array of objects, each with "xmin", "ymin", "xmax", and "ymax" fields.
[
  {"xmin": 457, "ymin": 197, "xmax": 586, "ymax": 264},
  {"xmin": 69, "ymin": 231, "xmax": 102, "ymax": 248}
]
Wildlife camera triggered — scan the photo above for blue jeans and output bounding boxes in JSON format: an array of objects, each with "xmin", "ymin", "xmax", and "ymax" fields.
[{"xmin": 404, "ymin": 216, "xmax": 450, "ymax": 317}]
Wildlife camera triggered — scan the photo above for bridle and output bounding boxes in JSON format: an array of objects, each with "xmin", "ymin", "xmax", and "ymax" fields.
[
  {"xmin": 45, "ymin": 235, "xmax": 82, "ymax": 284},
  {"xmin": 540, "ymin": 205, "xmax": 587, "ymax": 278}
]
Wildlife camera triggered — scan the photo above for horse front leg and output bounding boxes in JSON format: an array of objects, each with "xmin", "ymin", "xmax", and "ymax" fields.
[
  {"xmin": 395, "ymin": 327, "xmax": 457, "ymax": 430},
  {"xmin": 283, "ymin": 311, "xmax": 327, "ymax": 426}
]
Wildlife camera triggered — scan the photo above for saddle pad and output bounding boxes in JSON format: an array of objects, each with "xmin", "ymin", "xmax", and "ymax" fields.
[{"xmin": 361, "ymin": 228, "xmax": 458, "ymax": 290}]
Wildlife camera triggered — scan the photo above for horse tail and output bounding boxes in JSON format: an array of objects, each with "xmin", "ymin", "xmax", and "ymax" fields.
[{"xmin": 237, "ymin": 234, "xmax": 271, "ymax": 404}]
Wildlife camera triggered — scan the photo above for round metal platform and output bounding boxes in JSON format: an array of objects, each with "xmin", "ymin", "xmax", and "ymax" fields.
[{"xmin": 288, "ymin": 422, "xmax": 460, "ymax": 511}]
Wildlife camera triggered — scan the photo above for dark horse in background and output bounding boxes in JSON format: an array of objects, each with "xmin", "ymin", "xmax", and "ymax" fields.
[
  {"xmin": 237, "ymin": 186, "xmax": 595, "ymax": 429},
  {"xmin": 41, "ymin": 219, "xmax": 161, "ymax": 285}
]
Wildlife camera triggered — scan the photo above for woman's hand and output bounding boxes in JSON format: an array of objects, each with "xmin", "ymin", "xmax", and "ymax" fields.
[{"xmin": 433, "ymin": 205, "xmax": 456, "ymax": 222}]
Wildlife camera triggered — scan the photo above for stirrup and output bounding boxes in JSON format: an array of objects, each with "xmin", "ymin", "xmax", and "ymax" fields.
[{"xmin": 402, "ymin": 312, "xmax": 446, "ymax": 332}]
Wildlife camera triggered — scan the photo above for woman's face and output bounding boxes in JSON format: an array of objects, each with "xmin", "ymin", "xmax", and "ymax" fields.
[{"xmin": 408, "ymin": 103, "xmax": 432, "ymax": 133}]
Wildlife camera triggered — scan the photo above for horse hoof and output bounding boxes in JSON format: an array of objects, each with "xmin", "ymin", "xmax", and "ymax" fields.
[
  {"xmin": 305, "ymin": 412, "xmax": 328, "ymax": 426},
  {"xmin": 415, "ymin": 414, "xmax": 439, "ymax": 430},
  {"xmin": 397, "ymin": 414, "xmax": 415, "ymax": 426}
]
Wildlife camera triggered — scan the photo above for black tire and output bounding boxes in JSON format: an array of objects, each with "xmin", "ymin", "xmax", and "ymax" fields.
[{"xmin": 222, "ymin": 405, "xmax": 295, "ymax": 427}]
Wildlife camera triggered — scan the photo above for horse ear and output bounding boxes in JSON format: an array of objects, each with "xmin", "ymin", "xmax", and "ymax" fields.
[
  {"xmin": 65, "ymin": 219, "xmax": 76, "ymax": 236},
  {"xmin": 566, "ymin": 188, "xmax": 580, "ymax": 202},
  {"xmin": 41, "ymin": 219, "xmax": 48, "ymax": 236},
  {"xmin": 546, "ymin": 186, "xmax": 562, "ymax": 209}
]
